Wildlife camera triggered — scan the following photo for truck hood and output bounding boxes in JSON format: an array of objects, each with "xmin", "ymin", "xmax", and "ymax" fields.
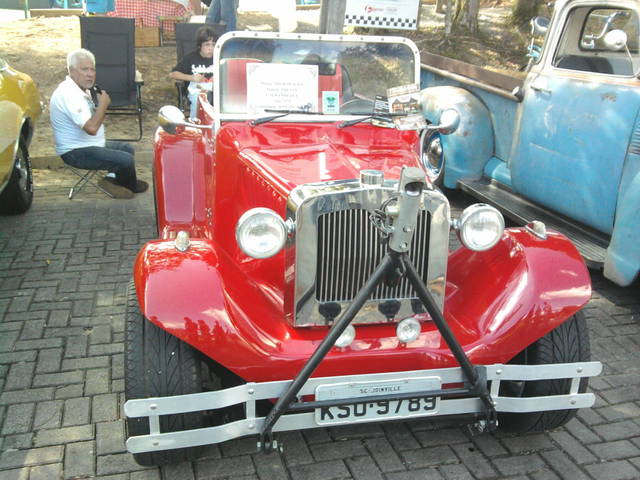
[{"xmin": 219, "ymin": 121, "xmax": 421, "ymax": 194}]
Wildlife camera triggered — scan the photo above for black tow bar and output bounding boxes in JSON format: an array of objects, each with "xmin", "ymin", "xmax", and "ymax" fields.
[{"xmin": 258, "ymin": 167, "xmax": 497, "ymax": 453}]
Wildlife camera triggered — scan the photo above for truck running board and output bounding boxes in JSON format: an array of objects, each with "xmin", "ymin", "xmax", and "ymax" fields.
[{"xmin": 458, "ymin": 179, "xmax": 609, "ymax": 268}]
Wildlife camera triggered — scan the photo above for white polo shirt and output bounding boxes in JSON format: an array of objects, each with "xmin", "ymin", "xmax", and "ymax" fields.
[{"xmin": 50, "ymin": 76, "xmax": 106, "ymax": 156}]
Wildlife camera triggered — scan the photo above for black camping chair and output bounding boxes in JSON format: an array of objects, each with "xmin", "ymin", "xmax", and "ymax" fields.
[
  {"xmin": 79, "ymin": 16, "xmax": 143, "ymax": 141},
  {"xmin": 174, "ymin": 23, "xmax": 224, "ymax": 112}
]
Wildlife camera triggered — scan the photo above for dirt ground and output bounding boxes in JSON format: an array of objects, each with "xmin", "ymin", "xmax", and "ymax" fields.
[{"xmin": 0, "ymin": 1, "xmax": 525, "ymax": 158}]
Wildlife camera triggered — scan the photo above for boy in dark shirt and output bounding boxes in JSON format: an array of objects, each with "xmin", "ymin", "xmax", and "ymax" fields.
[{"xmin": 170, "ymin": 26, "xmax": 216, "ymax": 118}]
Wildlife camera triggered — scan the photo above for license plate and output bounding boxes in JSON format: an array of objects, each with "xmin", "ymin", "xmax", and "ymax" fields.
[{"xmin": 314, "ymin": 377, "xmax": 440, "ymax": 426}]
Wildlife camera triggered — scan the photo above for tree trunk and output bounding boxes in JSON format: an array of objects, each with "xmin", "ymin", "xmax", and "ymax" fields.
[
  {"xmin": 511, "ymin": 0, "xmax": 545, "ymax": 30},
  {"xmin": 444, "ymin": 0, "xmax": 453, "ymax": 38},
  {"xmin": 452, "ymin": 0, "xmax": 479, "ymax": 34}
]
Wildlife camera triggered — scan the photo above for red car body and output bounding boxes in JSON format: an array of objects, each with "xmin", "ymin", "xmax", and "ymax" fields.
[{"xmin": 134, "ymin": 117, "xmax": 591, "ymax": 383}]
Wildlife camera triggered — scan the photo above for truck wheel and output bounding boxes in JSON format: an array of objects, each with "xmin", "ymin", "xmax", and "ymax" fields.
[
  {"xmin": 125, "ymin": 280, "xmax": 205, "ymax": 466},
  {"xmin": 497, "ymin": 312, "xmax": 590, "ymax": 433},
  {"xmin": 0, "ymin": 140, "xmax": 33, "ymax": 215},
  {"xmin": 420, "ymin": 129, "xmax": 444, "ymax": 187}
]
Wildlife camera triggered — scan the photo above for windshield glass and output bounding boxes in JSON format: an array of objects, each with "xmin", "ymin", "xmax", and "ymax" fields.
[{"xmin": 217, "ymin": 34, "xmax": 417, "ymax": 116}]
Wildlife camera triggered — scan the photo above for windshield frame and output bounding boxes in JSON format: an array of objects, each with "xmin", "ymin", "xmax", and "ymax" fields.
[{"xmin": 212, "ymin": 31, "xmax": 421, "ymax": 128}]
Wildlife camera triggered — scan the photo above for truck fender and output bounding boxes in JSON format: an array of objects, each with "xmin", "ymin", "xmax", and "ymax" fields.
[
  {"xmin": 420, "ymin": 86, "xmax": 494, "ymax": 189},
  {"xmin": 604, "ymin": 169, "xmax": 640, "ymax": 286},
  {"xmin": 153, "ymin": 128, "xmax": 209, "ymax": 237}
]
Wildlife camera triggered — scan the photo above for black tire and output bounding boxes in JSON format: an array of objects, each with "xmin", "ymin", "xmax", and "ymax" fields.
[
  {"xmin": 498, "ymin": 312, "xmax": 591, "ymax": 433},
  {"xmin": 0, "ymin": 139, "xmax": 33, "ymax": 215},
  {"xmin": 124, "ymin": 280, "xmax": 205, "ymax": 466},
  {"xmin": 420, "ymin": 129, "xmax": 445, "ymax": 188}
]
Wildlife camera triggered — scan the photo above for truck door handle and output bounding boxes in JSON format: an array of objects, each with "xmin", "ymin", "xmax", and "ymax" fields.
[{"xmin": 530, "ymin": 77, "xmax": 552, "ymax": 94}]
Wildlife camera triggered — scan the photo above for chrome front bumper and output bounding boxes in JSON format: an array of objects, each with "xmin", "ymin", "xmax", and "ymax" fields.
[{"xmin": 124, "ymin": 361, "xmax": 602, "ymax": 454}]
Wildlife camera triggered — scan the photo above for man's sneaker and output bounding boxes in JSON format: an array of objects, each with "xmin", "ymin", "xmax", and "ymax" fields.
[
  {"xmin": 97, "ymin": 177, "xmax": 134, "ymax": 199},
  {"xmin": 133, "ymin": 180, "xmax": 149, "ymax": 194}
]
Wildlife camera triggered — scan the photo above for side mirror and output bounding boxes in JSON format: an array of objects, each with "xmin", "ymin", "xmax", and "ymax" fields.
[
  {"xmin": 426, "ymin": 108, "xmax": 460, "ymax": 135},
  {"xmin": 603, "ymin": 29, "xmax": 628, "ymax": 51},
  {"xmin": 158, "ymin": 105, "xmax": 213, "ymax": 134},
  {"xmin": 531, "ymin": 16, "xmax": 549, "ymax": 37}
]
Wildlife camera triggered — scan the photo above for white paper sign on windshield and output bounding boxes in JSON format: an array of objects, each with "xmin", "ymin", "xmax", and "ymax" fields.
[{"xmin": 246, "ymin": 63, "xmax": 319, "ymax": 114}]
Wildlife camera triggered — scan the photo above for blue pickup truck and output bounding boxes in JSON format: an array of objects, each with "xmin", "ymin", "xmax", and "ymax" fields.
[{"xmin": 419, "ymin": 0, "xmax": 640, "ymax": 286}]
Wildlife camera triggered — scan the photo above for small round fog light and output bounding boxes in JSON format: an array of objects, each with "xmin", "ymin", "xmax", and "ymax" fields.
[
  {"xmin": 174, "ymin": 230, "xmax": 190, "ymax": 252},
  {"xmin": 334, "ymin": 324, "xmax": 356, "ymax": 348},
  {"xmin": 396, "ymin": 317, "xmax": 421, "ymax": 344}
]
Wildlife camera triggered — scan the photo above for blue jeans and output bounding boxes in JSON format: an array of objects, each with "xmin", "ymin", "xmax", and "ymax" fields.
[
  {"xmin": 61, "ymin": 141, "xmax": 137, "ymax": 191},
  {"xmin": 206, "ymin": 0, "xmax": 237, "ymax": 32}
]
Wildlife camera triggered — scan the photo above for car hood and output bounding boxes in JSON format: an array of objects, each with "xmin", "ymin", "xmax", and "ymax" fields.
[{"xmin": 219, "ymin": 121, "xmax": 420, "ymax": 194}]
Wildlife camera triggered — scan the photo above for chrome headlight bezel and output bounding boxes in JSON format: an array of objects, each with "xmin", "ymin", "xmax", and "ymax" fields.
[
  {"xmin": 456, "ymin": 204, "xmax": 505, "ymax": 251},
  {"xmin": 235, "ymin": 207, "xmax": 287, "ymax": 259}
]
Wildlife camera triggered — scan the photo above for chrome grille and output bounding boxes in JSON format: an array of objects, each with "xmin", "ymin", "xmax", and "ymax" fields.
[{"xmin": 316, "ymin": 209, "xmax": 431, "ymax": 302}]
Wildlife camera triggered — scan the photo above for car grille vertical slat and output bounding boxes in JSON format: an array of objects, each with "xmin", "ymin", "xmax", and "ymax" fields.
[{"xmin": 316, "ymin": 208, "xmax": 431, "ymax": 303}]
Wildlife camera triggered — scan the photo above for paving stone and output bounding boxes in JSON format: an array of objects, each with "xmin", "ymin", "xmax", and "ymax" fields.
[
  {"xmin": 584, "ymin": 460, "xmax": 640, "ymax": 479},
  {"xmin": 54, "ymin": 384, "xmax": 84, "ymax": 399},
  {"xmin": 2, "ymin": 402, "xmax": 35, "ymax": 434},
  {"xmin": 439, "ymin": 463, "xmax": 474, "ymax": 480},
  {"xmin": 0, "ymin": 351, "xmax": 37, "ymax": 365},
  {"xmin": 345, "ymin": 455, "xmax": 384, "ymax": 480},
  {"xmin": 32, "ymin": 400, "xmax": 64, "ymax": 430},
  {"xmin": 130, "ymin": 470, "xmax": 162, "ymax": 480},
  {"xmin": 593, "ymin": 420, "xmax": 640, "ymax": 441},
  {"xmin": 549, "ymin": 431, "xmax": 598, "ymax": 464},
  {"xmin": 414, "ymin": 428, "xmax": 468, "ymax": 448},
  {"xmin": 588, "ymin": 440, "xmax": 640, "ymax": 460},
  {"xmin": 33, "ymin": 371, "xmax": 84, "ymax": 388},
  {"xmin": 84, "ymin": 368, "xmax": 111, "ymax": 395},
  {"xmin": 36, "ymin": 348, "xmax": 63, "ymax": 374},
  {"xmin": 493, "ymin": 453, "xmax": 547, "ymax": 476},
  {"xmin": 450, "ymin": 443, "xmax": 497, "ymax": 479},
  {"xmin": 363, "ymin": 437, "xmax": 405, "ymax": 472},
  {"xmin": 29, "ymin": 462, "xmax": 62, "ymax": 480},
  {"xmin": 195, "ymin": 455, "xmax": 256, "ymax": 478},
  {"xmin": 34, "ymin": 424, "xmax": 93, "ymax": 447},
  {"xmin": 310, "ymin": 439, "xmax": 368, "ymax": 461},
  {"xmin": 0, "ymin": 468, "xmax": 29, "ymax": 480},
  {"xmin": 386, "ymin": 468, "xmax": 444, "ymax": 480},
  {"xmin": 92, "ymin": 393, "xmax": 119, "ymax": 423},
  {"xmin": 96, "ymin": 421, "xmax": 126, "ymax": 455},
  {"xmin": 539, "ymin": 450, "xmax": 589, "ymax": 480},
  {"xmin": 64, "ymin": 441, "xmax": 96, "ymax": 478},
  {"xmin": 0, "ymin": 446, "xmax": 64, "ymax": 469},
  {"xmin": 4, "ymin": 361, "xmax": 35, "ymax": 390},
  {"xmin": 1, "ymin": 432, "xmax": 35, "ymax": 450},
  {"xmin": 97, "ymin": 452, "xmax": 150, "ymax": 475},
  {"xmin": 288, "ymin": 460, "xmax": 351, "ymax": 480},
  {"xmin": 279, "ymin": 431, "xmax": 314, "ymax": 467}
]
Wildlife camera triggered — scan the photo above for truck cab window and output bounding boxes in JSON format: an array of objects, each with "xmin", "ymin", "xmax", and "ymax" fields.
[{"xmin": 554, "ymin": 7, "xmax": 639, "ymax": 75}]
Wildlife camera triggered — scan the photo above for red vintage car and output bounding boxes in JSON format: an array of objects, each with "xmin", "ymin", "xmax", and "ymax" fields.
[{"xmin": 124, "ymin": 32, "xmax": 602, "ymax": 466}]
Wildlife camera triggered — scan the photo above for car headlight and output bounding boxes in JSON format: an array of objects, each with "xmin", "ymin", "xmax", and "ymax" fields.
[
  {"xmin": 236, "ymin": 208, "xmax": 287, "ymax": 259},
  {"xmin": 456, "ymin": 204, "xmax": 504, "ymax": 251}
]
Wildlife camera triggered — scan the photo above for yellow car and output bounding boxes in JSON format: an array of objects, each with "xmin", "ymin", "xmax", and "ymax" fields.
[{"xmin": 0, "ymin": 57, "xmax": 41, "ymax": 214}]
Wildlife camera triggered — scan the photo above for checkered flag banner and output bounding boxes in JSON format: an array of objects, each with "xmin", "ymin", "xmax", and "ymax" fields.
[{"xmin": 344, "ymin": 0, "xmax": 420, "ymax": 31}]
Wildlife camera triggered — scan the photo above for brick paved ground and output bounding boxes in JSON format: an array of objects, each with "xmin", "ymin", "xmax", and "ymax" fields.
[{"xmin": 1, "ymin": 163, "xmax": 639, "ymax": 480}]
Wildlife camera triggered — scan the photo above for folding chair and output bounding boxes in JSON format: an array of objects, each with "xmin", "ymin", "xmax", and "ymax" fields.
[
  {"xmin": 79, "ymin": 16, "xmax": 144, "ymax": 141},
  {"xmin": 174, "ymin": 23, "xmax": 223, "ymax": 112},
  {"xmin": 65, "ymin": 165, "xmax": 114, "ymax": 200}
]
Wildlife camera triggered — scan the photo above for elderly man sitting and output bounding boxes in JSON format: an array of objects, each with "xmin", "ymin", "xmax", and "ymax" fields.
[{"xmin": 50, "ymin": 48, "xmax": 148, "ymax": 199}]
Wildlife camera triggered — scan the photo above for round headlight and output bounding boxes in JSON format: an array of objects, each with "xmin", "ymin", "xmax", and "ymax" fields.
[
  {"xmin": 456, "ymin": 204, "xmax": 505, "ymax": 251},
  {"xmin": 236, "ymin": 208, "xmax": 287, "ymax": 259}
]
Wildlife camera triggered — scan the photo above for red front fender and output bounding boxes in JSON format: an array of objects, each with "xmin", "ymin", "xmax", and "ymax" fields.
[{"xmin": 133, "ymin": 228, "xmax": 590, "ymax": 383}]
